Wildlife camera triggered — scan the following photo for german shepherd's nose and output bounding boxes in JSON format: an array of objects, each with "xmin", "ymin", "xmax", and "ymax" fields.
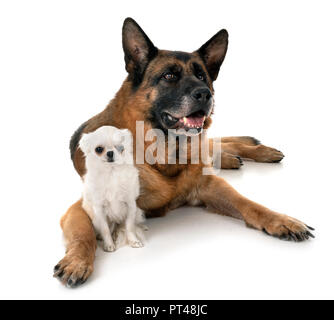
[{"xmin": 191, "ymin": 88, "xmax": 212, "ymax": 104}]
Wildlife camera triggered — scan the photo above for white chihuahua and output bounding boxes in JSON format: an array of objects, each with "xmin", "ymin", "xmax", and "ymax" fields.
[{"xmin": 79, "ymin": 126, "xmax": 145, "ymax": 252}]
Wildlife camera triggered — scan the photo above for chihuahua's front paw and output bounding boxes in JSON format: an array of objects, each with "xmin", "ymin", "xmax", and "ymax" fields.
[
  {"xmin": 129, "ymin": 239, "xmax": 144, "ymax": 248},
  {"xmin": 140, "ymin": 224, "xmax": 149, "ymax": 231},
  {"xmin": 103, "ymin": 242, "xmax": 116, "ymax": 252}
]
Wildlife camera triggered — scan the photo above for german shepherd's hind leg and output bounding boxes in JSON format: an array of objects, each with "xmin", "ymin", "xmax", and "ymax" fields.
[
  {"xmin": 219, "ymin": 136, "xmax": 284, "ymax": 163},
  {"xmin": 197, "ymin": 175, "xmax": 315, "ymax": 241},
  {"xmin": 53, "ymin": 200, "xmax": 96, "ymax": 288}
]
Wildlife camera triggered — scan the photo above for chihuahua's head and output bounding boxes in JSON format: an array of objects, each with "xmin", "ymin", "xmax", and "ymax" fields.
[{"xmin": 79, "ymin": 126, "xmax": 133, "ymax": 166}]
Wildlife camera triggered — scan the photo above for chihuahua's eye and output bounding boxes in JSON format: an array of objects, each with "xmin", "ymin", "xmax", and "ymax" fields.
[
  {"xmin": 163, "ymin": 73, "xmax": 177, "ymax": 81},
  {"xmin": 196, "ymin": 73, "xmax": 205, "ymax": 81},
  {"xmin": 95, "ymin": 146, "xmax": 104, "ymax": 154}
]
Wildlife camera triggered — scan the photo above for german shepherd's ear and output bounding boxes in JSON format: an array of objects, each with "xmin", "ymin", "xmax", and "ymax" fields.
[
  {"xmin": 195, "ymin": 29, "xmax": 228, "ymax": 81},
  {"xmin": 122, "ymin": 18, "xmax": 158, "ymax": 86}
]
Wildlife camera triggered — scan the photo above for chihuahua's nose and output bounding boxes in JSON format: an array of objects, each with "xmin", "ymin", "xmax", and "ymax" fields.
[{"xmin": 106, "ymin": 151, "xmax": 114, "ymax": 162}]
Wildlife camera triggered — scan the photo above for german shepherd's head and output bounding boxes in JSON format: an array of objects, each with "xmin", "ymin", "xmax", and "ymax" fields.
[{"xmin": 122, "ymin": 18, "xmax": 228, "ymax": 136}]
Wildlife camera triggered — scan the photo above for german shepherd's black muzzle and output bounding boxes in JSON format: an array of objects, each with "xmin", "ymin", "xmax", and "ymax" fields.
[{"xmin": 152, "ymin": 75, "xmax": 214, "ymax": 134}]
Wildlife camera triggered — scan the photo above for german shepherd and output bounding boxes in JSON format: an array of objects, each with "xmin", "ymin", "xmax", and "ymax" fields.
[{"xmin": 54, "ymin": 18, "xmax": 314, "ymax": 287}]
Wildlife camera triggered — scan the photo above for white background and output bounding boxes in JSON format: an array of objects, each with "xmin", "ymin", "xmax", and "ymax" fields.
[{"xmin": 0, "ymin": 0, "xmax": 333, "ymax": 300}]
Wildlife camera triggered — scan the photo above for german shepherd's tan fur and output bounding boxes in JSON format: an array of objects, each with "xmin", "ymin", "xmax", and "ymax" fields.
[{"xmin": 54, "ymin": 18, "xmax": 314, "ymax": 287}]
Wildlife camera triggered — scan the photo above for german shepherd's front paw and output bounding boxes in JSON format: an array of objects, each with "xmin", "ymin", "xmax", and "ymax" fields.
[
  {"xmin": 53, "ymin": 249, "xmax": 94, "ymax": 288},
  {"xmin": 219, "ymin": 152, "xmax": 243, "ymax": 169},
  {"xmin": 253, "ymin": 145, "xmax": 284, "ymax": 163},
  {"xmin": 260, "ymin": 214, "xmax": 315, "ymax": 241}
]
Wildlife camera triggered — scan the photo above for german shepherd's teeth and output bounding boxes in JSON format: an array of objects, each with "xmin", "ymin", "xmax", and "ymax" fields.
[{"xmin": 167, "ymin": 114, "xmax": 174, "ymax": 121}]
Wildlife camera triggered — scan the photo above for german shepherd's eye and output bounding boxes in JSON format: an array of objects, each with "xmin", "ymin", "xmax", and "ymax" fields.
[
  {"xmin": 163, "ymin": 72, "xmax": 177, "ymax": 81},
  {"xmin": 95, "ymin": 146, "xmax": 104, "ymax": 154},
  {"xmin": 193, "ymin": 63, "xmax": 206, "ymax": 82},
  {"xmin": 196, "ymin": 73, "xmax": 205, "ymax": 81}
]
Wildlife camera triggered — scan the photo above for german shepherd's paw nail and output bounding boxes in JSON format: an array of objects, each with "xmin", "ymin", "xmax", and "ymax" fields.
[
  {"xmin": 236, "ymin": 156, "xmax": 243, "ymax": 166},
  {"xmin": 262, "ymin": 228, "xmax": 270, "ymax": 235},
  {"xmin": 261, "ymin": 214, "xmax": 315, "ymax": 242}
]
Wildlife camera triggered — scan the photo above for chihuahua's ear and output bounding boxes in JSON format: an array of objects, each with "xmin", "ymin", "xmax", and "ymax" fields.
[
  {"xmin": 195, "ymin": 29, "xmax": 228, "ymax": 81},
  {"xmin": 122, "ymin": 17, "xmax": 158, "ymax": 86},
  {"xmin": 79, "ymin": 133, "xmax": 91, "ymax": 155},
  {"xmin": 120, "ymin": 128, "xmax": 132, "ymax": 137},
  {"xmin": 116, "ymin": 129, "xmax": 133, "ymax": 148}
]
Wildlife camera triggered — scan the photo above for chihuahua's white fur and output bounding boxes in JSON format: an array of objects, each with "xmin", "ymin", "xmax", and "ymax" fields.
[{"xmin": 79, "ymin": 126, "xmax": 145, "ymax": 252}]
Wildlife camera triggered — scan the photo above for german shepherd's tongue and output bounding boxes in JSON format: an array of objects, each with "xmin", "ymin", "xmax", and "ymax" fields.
[
  {"xmin": 177, "ymin": 109, "xmax": 206, "ymax": 129},
  {"xmin": 180, "ymin": 115, "xmax": 205, "ymax": 128}
]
